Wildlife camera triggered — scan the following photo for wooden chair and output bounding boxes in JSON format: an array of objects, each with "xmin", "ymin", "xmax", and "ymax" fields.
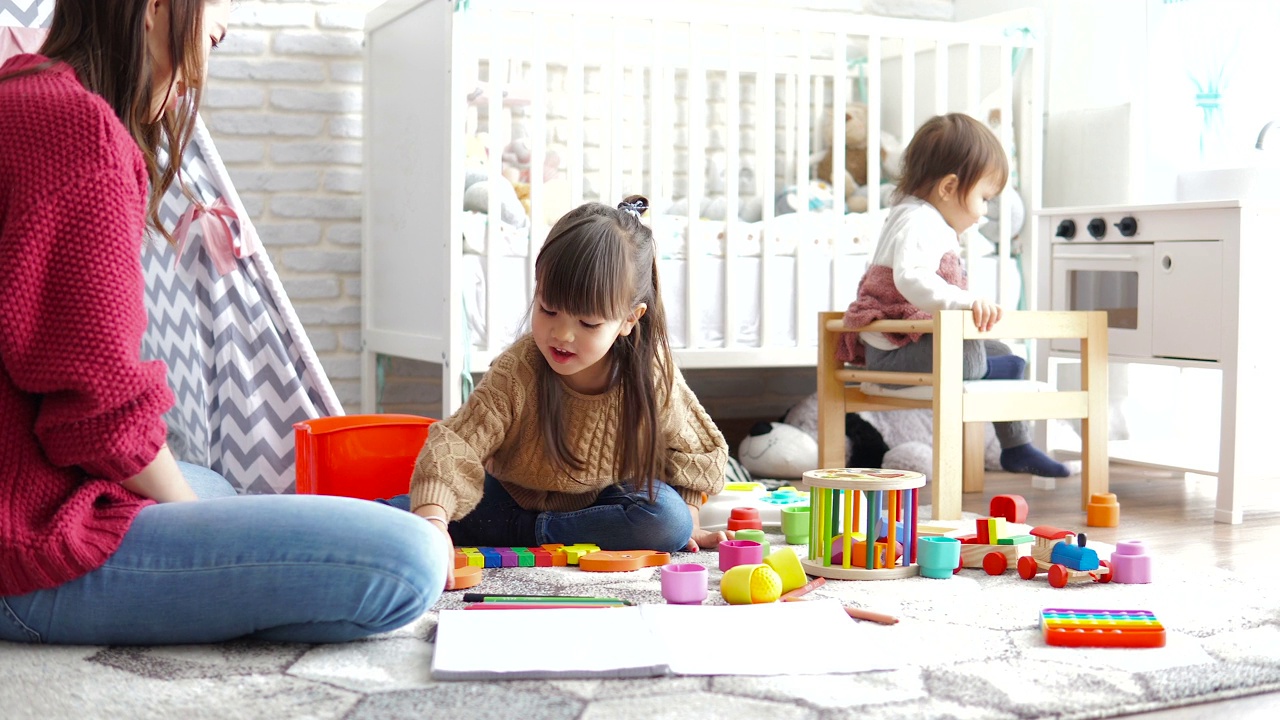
[{"xmin": 817, "ymin": 310, "xmax": 1109, "ymax": 521}]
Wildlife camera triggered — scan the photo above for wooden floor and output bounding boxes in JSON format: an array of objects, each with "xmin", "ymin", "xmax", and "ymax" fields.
[{"xmin": 964, "ymin": 464, "xmax": 1280, "ymax": 718}]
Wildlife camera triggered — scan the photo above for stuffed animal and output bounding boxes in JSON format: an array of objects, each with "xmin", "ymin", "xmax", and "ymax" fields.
[
  {"xmin": 814, "ymin": 104, "xmax": 904, "ymax": 214},
  {"xmin": 737, "ymin": 392, "xmax": 1002, "ymax": 480},
  {"xmin": 738, "ymin": 393, "xmax": 1086, "ymax": 481}
]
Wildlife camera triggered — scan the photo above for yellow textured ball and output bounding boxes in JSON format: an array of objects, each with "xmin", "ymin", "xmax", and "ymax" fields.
[{"xmin": 749, "ymin": 566, "xmax": 782, "ymax": 603}]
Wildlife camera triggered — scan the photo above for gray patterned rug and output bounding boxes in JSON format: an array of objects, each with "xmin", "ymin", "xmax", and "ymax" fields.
[{"xmin": 3, "ymin": 526, "xmax": 1279, "ymax": 720}]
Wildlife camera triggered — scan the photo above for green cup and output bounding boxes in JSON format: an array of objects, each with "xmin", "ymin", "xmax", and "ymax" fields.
[
  {"xmin": 734, "ymin": 529, "xmax": 770, "ymax": 557},
  {"xmin": 781, "ymin": 506, "xmax": 810, "ymax": 545}
]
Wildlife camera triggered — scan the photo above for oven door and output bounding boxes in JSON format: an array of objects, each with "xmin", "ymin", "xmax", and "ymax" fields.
[{"xmin": 1051, "ymin": 243, "xmax": 1153, "ymax": 357}]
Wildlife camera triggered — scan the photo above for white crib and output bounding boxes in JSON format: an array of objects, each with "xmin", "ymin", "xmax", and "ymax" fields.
[{"xmin": 362, "ymin": 0, "xmax": 1044, "ymax": 414}]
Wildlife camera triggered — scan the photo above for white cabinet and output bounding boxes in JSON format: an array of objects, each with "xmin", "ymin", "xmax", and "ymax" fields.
[{"xmin": 1151, "ymin": 241, "xmax": 1222, "ymax": 362}]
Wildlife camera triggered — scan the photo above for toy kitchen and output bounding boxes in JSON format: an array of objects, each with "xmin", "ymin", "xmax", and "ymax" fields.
[{"xmin": 1035, "ymin": 199, "xmax": 1280, "ymax": 524}]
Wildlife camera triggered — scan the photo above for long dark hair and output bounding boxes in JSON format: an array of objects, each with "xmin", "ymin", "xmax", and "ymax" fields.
[
  {"xmin": 892, "ymin": 113, "xmax": 1009, "ymax": 205},
  {"xmin": 533, "ymin": 195, "xmax": 673, "ymax": 497},
  {"xmin": 0, "ymin": 0, "xmax": 210, "ymax": 244}
]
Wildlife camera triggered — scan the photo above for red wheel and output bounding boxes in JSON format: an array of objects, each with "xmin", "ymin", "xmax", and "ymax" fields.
[
  {"xmin": 1049, "ymin": 564, "xmax": 1070, "ymax": 588},
  {"xmin": 983, "ymin": 551, "xmax": 1008, "ymax": 576},
  {"xmin": 1017, "ymin": 555, "xmax": 1039, "ymax": 580},
  {"xmin": 1095, "ymin": 558, "xmax": 1114, "ymax": 584}
]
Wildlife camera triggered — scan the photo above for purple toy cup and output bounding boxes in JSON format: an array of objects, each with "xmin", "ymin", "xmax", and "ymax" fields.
[
  {"xmin": 661, "ymin": 563, "xmax": 709, "ymax": 605},
  {"xmin": 718, "ymin": 539, "xmax": 764, "ymax": 571},
  {"xmin": 1110, "ymin": 540, "xmax": 1153, "ymax": 584}
]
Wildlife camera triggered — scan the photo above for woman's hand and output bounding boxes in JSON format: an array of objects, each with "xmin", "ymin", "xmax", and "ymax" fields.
[
  {"xmin": 121, "ymin": 444, "xmax": 198, "ymax": 502},
  {"xmin": 415, "ymin": 505, "xmax": 456, "ymax": 590},
  {"xmin": 970, "ymin": 298, "xmax": 1003, "ymax": 333}
]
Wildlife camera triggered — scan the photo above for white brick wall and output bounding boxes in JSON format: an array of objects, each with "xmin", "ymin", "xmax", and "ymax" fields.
[
  {"xmin": 206, "ymin": 0, "xmax": 953, "ymax": 418},
  {"xmin": 204, "ymin": 0, "xmax": 382, "ymax": 408}
]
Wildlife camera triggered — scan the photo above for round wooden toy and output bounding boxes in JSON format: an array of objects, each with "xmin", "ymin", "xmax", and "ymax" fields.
[
  {"xmin": 578, "ymin": 550, "xmax": 670, "ymax": 572},
  {"xmin": 800, "ymin": 467, "xmax": 926, "ymax": 580},
  {"xmin": 451, "ymin": 563, "xmax": 483, "ymax": 590}
]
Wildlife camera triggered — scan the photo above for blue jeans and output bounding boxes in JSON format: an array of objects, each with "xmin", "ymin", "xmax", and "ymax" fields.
[
  {"xmin": 384, "ymin": 474, "xmax": 693, "ymax": 553},
  {"xmin": 0, "ymin": 463, "xmax": 449, "ymax": 645}
]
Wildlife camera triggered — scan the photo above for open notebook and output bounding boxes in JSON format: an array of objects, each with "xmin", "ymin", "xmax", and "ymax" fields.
[{"xmin": 431, "ymin": 599, "xmax": 906, "ymax": 680}]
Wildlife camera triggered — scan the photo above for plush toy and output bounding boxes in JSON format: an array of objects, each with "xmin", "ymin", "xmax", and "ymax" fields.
[
  {"xmin": 814, "ymin": 104, "xmax": 903, "ymax": 213},
  {"xmin": 738, "ymin": 393, "xmax": 1085, "ymax": 481},
  {"xmin": 737, "ymin": 392, "xmax": 1002, "ymax": 480}
]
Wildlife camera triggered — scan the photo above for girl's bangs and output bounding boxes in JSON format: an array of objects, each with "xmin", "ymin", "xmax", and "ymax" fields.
[{"xmin": 537, "ymin": 223, "xmax": 631, "ymax": 320}]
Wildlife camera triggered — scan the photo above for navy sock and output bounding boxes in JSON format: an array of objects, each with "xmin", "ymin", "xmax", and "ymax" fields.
[
  {"xmin": 1000, "ymin": 443, "xmax": 1070, "ymax": 477},
  {"xmin": 983, "ymin": 355, "xmax": 1026, "ymax": 380}
]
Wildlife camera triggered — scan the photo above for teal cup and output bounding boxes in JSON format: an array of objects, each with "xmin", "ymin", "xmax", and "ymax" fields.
[
  {"xmin": 917, "ymin": 536, "xmax": 961, "ymax": 579},
  {"xmin": 781, "ymin": 506, "xmax": 810, "ymax": 545}
]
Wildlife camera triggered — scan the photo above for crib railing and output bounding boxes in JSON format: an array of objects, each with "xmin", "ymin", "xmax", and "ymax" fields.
[{"xmin": 363, "ymin": 0, "xmax": 1043, "ymax": 413}]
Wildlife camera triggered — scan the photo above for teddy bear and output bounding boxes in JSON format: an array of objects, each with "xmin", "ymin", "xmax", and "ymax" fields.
[{"xmin": 814, "ymin": 104, "xmax": 902, "ymax": 213}]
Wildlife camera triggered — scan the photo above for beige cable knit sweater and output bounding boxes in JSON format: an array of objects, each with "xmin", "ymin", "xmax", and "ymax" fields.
[{"xmin": 409, "ymin": 335, "xmax": 727, "ymax": 521}]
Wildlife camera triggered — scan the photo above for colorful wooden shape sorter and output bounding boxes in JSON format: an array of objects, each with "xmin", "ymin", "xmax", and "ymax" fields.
[{"xmin": 578, "ymin": 550, "xmax": 671, "ymax": 572}]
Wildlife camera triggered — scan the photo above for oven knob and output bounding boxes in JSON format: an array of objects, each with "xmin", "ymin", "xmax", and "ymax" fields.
[
  {"xmin": 1055, "ymin": 219, "xmax": 1076, "ymax": 240},
  {"xmin": 1087, "ymin": 218, "xmax": 1107, "ymax": 239},
  {"xmin": 1114, "ymin": 216, "xmax": 1138, "ymax": 237}
]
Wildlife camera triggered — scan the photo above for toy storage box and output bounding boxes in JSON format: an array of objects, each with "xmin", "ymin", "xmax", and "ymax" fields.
[{"xmin": 294, "ymin": 414, "xmax": 436, "ymax": 500}]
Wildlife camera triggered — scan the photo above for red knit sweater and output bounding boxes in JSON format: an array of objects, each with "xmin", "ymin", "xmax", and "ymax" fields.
[{"xmin": 0, "ymin": 55, "xmax": 173, "ymax": 596}]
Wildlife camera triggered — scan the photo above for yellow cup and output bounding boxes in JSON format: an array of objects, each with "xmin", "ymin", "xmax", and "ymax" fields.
[
  {"xmin": 762, "ymin": 546, "xmax": 808, "ymax": 594},
  {"xmin": 720, "ymin": 564, "xmax": 783, "ymax": 605}
]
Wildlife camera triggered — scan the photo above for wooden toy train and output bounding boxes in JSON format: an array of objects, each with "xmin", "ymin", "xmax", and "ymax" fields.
[{"xmin": 1017, "ymin": 526, "xmax": 1112, "ymax": 588}]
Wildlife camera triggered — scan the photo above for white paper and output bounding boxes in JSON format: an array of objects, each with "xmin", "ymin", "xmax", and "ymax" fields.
[
  {"xmin": 431, "ymin": 599, "xmax": 906, "ymax": 680},
  {"xmin": 643, "ymin": 599, "xmax": 906, "ymax": 676},
  {"xmin": 432, "ymin": 607, "xmax": 669, "ymax": 680}
]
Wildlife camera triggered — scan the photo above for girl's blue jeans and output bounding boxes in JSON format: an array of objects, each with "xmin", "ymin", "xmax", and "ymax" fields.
[
  {"xmin": 0, "ymin": 463, "xmax": 450, "ymax": 645},
  {"xmin": 382, "ymin": 473, "xmax": 693, "ymax": 553}
]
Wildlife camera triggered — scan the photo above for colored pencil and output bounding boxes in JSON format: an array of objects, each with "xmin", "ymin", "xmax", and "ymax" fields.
[
  {"xmin": 845, "ymin": 606, "xmax": 899, "ymax": 625},
  {"xmin": 463, "ymin": 599, "xmax": 627, "ymax": 604},
  {"xmin": 779, "ymin": 576, "xmax": 826, "ymax": 601},
  {"xmin": 461, "ymin": 593, "xmax": 631, "ymax": 605}
]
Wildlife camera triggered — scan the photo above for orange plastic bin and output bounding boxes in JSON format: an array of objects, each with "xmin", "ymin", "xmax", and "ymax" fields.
[{"xmin": 294, "ymin": 414, "xmax": 436, "ymax": 500}]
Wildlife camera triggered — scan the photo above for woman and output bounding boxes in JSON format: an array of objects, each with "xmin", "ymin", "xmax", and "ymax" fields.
[{"xmin": 0, "ymin": 0, "xmax": 450, "ymax": 645}]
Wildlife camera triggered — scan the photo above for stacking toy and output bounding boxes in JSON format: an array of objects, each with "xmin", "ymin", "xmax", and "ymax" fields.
[
  {"xmin": 720, "ymin": 564, "xmax": 782, "ymax": 604},
  {"xmin": 727, "ymin": 507, "xmax": 763, "ymax": 532},
  {"xmin": 761, "ymin": 546, "xmax": 808, "ymax": 594},
  {"xmin": 1109, "ymin": 540, "xmax": 1153, "ymax": 584},
  {"xmin": 661, "ymin": 563, "xmax": 709, "ymax": 604},
  {"xmin": 718, "ymin": 540, "xmax": 764, "ymax": 571},
  {"xmin": 733, "ymin": 528, "xmax": 770, "ymax": 557},
  {"xmin": 1086, "ymin": 493, "xmax": 1120, "ymax": 527}
]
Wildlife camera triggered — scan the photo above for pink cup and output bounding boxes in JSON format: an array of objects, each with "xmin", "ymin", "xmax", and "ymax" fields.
[
  {"xmin": 661, "ymin": 563, "xmax": 709, "ymax": 605},
  {"xmin": 718, "ymin": 539, "xmax": 764, "ymax": 571}
]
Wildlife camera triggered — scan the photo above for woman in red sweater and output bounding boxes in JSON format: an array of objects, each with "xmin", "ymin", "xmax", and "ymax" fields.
[{"xmin": 0, "ymin": 0, "xmax": 449, "ymax": 644}]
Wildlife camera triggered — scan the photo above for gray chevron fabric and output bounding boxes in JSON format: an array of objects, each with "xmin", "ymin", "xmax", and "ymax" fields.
[
  {"xmin": 0, "ymin": 0, "xmax": 47, "ymax": 28},
  {"xmin": 141, "ymin": 125, "xmax": 343, "ymax": 494}
]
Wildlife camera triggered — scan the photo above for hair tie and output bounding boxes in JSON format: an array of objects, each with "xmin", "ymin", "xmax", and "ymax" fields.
[{"xmin": 617, "ymin": 196, "xmax": 648, "ymax": 218}]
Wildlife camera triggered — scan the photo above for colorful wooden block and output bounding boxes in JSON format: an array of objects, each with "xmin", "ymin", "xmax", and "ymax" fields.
[
  {"xmin": 976, "ymin": 519, "xmax": 990, "ymax": 545},
  {"xmin": 558, "ymin": 543, "xmax": 601, "ymax": 565},
  {"xmin": 997, "ymin": 535, "xmax": 1034, "ymax": 545},
  {"xmin": 989, "ymin": 494, "xmax": 1029, "ymax": 523},
  {"xmin": 987, "ymin": 517, "xmax": 1007, "ymax": 543}
]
